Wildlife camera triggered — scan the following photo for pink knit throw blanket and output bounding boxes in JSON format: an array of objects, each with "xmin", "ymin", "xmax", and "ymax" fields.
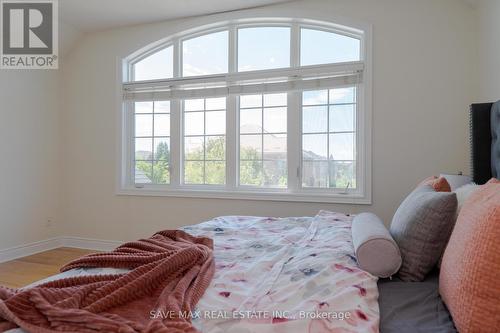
[{"xmin": 0, "ymin": 230, "xmax": 214, "ymax": 333}]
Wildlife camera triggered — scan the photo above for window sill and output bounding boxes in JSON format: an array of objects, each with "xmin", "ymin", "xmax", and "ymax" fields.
[{"xmin": 116, "ymin": 186, "xmax": 371, "ymax": 204}]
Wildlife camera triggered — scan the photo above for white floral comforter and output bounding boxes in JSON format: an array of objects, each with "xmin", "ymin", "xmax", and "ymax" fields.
[{"xmin": 10, "ymin": 211, "xmax": 379, "ymax": 333}]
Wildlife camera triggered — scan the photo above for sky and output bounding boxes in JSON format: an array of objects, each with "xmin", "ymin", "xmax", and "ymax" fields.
[{"xmin": 133, "ymin": 27, "xmax": 360, "ymax": 80}]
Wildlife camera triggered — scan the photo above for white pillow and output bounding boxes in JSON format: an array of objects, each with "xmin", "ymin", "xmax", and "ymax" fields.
[
  {"xmin": 454, "ymin": 183, "xmax": 479, "ymax": 214},
  {"xmin": 437, "ymin": 182, "xmax": 479, "ymax": 269}
]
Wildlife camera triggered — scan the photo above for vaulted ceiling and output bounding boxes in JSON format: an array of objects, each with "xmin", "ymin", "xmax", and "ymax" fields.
[{"xmin": 59, "ymin": 0, "xmax": 294, "ymax": 33}]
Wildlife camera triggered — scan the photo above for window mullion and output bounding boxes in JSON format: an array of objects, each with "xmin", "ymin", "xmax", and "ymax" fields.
[
  {"xmin": 226, "ymin": 25, "xmax": 237, "ymax": 189},
  {"xmin": 173, "ymin": 38, "xmax": 181, "ymax": 78},
  {"xmin": 288, "ymin": 23, "xmax": 301, "ymax": 192},
  {"xmin": 170, "ymin": 38, "xmax": 182, "ymax": 187},
  {"xmin": 126, "ymin": 101, "xmax": 135, "ymax": 188},
  {"xmin": 226, "ymin": 96, "xmax": 237, "ymax": 189},
  {"xmin": 170, "ymin": 100, "xmax": 181, "ymax": 187},
  {"xmin": 228, "ymin": 25, "xmax": 237, "ymax": 73},
  {"xmin": 355, "ymin": 83, "xmax": 364, "ymax": 196},
  {"xmin": 287, "ymin": 91, "xmax": 301, "ymax": 192},
  {"xmin": 290, "ymin": 23, "xmax": 300, "ymax": 68}
]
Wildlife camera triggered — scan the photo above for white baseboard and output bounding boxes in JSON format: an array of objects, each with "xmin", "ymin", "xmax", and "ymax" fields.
[
  {"xmin": 0, "ymin": 238, "xmax": 63, "ymax": 263},
  {"xmin": 59, "ymin": 237, "xmax": 123, "ymax": 252},
  {"xmin": 0, "ymin": 237, "xmax": 123, "ymax": 263}
]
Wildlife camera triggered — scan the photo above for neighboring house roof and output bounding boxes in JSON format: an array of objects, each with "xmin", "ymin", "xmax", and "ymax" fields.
[{"xmin": 134, "ymin": 168, "xmax": 151, "ymax": 183}]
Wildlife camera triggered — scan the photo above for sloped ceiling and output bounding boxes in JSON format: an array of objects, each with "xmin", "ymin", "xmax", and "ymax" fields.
[{"xmin": 59, "ymin": 0, "xmax": 294, "ymax": 33}]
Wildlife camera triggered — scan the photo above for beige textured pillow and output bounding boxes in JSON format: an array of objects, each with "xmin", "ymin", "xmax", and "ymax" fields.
[{"xmin": 389, "ymin": 185, "xmax": 457, "ymax": 281}]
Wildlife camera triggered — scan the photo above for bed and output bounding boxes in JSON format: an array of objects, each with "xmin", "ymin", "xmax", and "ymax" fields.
[
  {"xmin": 3, "ymin": 101, "xmax": 499, "ymax": 333},
  {"xmin": 6, "ymin": 212, "xmax": 380, "ymax": 333},
  {"xmin": 2, "ymin": 218, "xmax": 452, "ymax": 333}
]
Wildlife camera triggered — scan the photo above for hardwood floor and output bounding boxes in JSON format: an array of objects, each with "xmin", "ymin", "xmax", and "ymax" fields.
[{"xmin": 0, "ymin": 247, "xmax": 98, "ymax": 288}]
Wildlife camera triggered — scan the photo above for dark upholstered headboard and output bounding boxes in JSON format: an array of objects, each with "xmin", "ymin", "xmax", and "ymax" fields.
[{"xmin": 470, "ymin": 101, "xmax": 500, "ymax": 184}]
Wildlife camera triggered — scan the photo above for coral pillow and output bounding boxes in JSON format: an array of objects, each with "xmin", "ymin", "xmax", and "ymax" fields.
[
  {"xmin": 439, "ymin": 179, "xmax": 500, "ymax": 332},
  {"xmin": 419, "ymin": 176, "xmax": 451, "ymax": 192}
]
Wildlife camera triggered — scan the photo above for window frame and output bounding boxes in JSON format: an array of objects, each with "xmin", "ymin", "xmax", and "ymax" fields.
[{"xmin": 118, "ymin": 18, "xmax": 372, "ymax": 204}]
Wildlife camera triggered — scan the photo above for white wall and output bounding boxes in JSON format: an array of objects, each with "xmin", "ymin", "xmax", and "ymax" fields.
[
  {"xmin": 0, "ymin": 71, "xmax": 60, "ymax": 249},
  {"xmin": 477, "ymin": 0, "xmax": 500, "ymax": 102},
  {"xmin": 56, "ymin": 0, "xmax": 477, "ymax": 243},
  {"xmin": 0, "ymin": 21, "xmax": 81, "ymax": 250}
]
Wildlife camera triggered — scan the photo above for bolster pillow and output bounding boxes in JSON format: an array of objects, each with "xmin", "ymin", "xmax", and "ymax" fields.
[{"xmin": 352, "ymin": 213, "xmax": 402, "ymax": 278}]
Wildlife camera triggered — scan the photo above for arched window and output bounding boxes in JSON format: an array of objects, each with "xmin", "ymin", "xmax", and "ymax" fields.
[{"xmin": 120, "ymin": 18, "xmax": 371, "ymax": 203}]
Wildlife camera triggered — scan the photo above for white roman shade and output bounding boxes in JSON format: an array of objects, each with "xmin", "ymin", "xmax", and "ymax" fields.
[{"xmin": 123, "ymin": 62, "xmax": 364, "ymax": 101}]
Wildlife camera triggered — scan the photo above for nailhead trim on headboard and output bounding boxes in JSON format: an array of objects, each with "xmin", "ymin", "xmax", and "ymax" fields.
[{"xmin": 469, "ymin": 106, "xmax": 474, "ymax": 179}]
